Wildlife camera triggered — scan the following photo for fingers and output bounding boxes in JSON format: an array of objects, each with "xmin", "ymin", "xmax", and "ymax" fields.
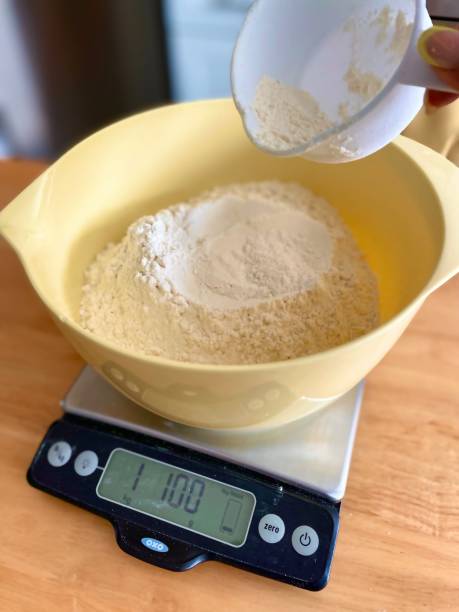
[
  {"xmin": 432, "ymin": 66, "xmax": 459, "ymax": 92},
  {"xmin": 418, "ymin": 26, "xmax": 459, "ymax": 107},
  {"xmin": 426, "ymin": 89, "xmax": 459, "ymax": 109},
  {"xmin": 418, "ymin": 26, "xmax": 459, "ymax": 69}
]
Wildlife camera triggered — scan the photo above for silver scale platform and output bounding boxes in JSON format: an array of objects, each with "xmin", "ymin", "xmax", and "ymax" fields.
[{"xmin": 64, "ymin": 367, "xmax": 363, "ymax": 502}]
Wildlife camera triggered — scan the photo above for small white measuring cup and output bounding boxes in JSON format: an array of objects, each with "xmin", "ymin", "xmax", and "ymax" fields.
[{"xmin": 231, "ymin": 0, "xmax": 458, "ymax": 163}]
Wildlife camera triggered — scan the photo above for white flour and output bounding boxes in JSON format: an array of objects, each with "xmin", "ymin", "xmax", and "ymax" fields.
[
  {"xmin": 344, "ymin": 65, "xmax": 383, "ymax": 102},
  {"xmin": 252, "ymin": 76, "xmax": 358, "ymax": 158},
  {"xmin": 346, "ymin": 6, "xmax": 411, "ymax": 100},
  {"xmin": 80, "ymin": 182, "xmax": 379, "ymax": 365},
  {"xmin": 390, "ymin": 10, "xmax": 412, "ymax": 56},
  {"xmin": 147, "ymin": 195, "xmax": 333, "ymax": 310},
  {"xmin": 252, "ymin": 76, "xmax": 333, "ymax": 153}
]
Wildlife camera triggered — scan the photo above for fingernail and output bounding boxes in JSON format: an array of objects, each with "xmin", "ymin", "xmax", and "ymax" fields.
[{"xmin": 417, "ymin": 26, "xmax": 459, "ymax": 69}]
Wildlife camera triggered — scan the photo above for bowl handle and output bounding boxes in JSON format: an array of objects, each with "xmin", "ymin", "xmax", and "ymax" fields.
[
  {"xmin": 396, "ymin": 136, "xmax": 459, "ymax": 293},
  {"xmin": 0, "ymin": 170, "xmax": 51, "ymax": 258}
]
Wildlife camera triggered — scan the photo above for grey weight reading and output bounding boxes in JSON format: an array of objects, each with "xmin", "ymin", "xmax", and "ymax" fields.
[{"xmin": 97, "ymin": 449, "xmax": 256, "ymax": 547}]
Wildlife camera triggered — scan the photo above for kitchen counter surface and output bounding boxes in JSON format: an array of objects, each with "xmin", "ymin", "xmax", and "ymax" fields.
[{"xmin": 1, "ymin": 160, "xmax": 458, "ymax": 611}]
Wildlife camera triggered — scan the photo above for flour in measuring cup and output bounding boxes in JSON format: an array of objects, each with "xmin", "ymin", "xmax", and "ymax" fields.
[
  {"xmin": 344, "ymin": 6, "xmax": 413, "ymax": 102},
  {"xmin": 252, "ymin": 76, "xmax": 358, "ymax": 158},
  {"xmin": 252, "ymin": 76, "xmax": 334, "ymax": 152},
  {"xmin": 250, "ymin": 5, "xmax": 413, "ymax": 160}
]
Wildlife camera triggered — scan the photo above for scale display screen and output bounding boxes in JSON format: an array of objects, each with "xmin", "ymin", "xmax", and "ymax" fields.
[{"xmin": 97, "ymin": 448, "xmax": 256, "ymax": 547}]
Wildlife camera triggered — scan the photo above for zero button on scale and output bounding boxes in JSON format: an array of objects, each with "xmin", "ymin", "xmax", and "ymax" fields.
[{"xmin": 258, "ymin": 514, "xmax": 285, "ymax": 544}]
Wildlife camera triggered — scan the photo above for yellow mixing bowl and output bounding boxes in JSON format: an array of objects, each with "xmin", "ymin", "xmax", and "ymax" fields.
[{"xmin": 1, "ymin": 100, "xmax": 458, "ymax": 429}]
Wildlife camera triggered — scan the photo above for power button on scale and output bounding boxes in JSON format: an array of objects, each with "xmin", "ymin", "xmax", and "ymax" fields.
[{"xmin": 291, "ymin": 525, "xmax": 319, "ymax": 556}]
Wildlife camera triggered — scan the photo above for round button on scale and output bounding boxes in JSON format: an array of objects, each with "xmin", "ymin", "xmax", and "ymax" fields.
[
  {"xmin": 258, "ymin": 514, "xmax": 285, "ymax": 544},
  {"xmin": 291, "ymin": 525, "xmax": 319, "ymax": 556},
  {"xmin": 47, "ymin": 441, "xmax": 72, "ymax": 467},
  {"xmin": 74, "ymin": 450, "xmax": 99, "ymax": 476}
]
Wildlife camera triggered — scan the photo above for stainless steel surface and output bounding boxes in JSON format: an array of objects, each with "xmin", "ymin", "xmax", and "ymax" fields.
[
  {"xmin": 428, "ymin": 0, "xmax": 459, "ymax": 20},
  {"xmin": 63, "ymin": 367, "xmax": 363, "ymax": 502}
]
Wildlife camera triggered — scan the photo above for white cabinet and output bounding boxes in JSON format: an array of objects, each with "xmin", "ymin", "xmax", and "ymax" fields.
[{"xmin": 163, "ymin": 0, "xmax": 252, "ymax": 101}]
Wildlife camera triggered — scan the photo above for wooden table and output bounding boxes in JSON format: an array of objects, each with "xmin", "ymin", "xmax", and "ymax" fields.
[{"xmin": 1, "ymin": 160, "xmax": 458, "ymax": 612}]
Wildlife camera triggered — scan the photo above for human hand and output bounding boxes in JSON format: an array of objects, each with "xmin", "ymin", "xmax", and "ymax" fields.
[{"xmin": 417, "ymin": 26, "xmax": 459, "ymax": 109}]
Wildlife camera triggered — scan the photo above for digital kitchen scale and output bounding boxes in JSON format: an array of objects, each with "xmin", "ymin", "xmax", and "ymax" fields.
[{"xmin": 28, "ymin": 367, "xmax": 363, "ymax": 591}]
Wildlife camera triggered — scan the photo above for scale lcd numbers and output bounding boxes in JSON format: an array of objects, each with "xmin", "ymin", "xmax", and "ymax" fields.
[{"xmin": 97, "ymin": 448, "xmax": 256, "ymax": 546}]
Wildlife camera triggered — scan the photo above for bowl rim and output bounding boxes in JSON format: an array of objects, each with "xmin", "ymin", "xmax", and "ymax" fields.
[{"xmin": 11, "ymin": 100, "xmax": 446, "ymax": 374}]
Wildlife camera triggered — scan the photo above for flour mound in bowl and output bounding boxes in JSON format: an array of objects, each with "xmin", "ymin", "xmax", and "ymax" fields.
[{"xmin": 79, "ymin": 181, "xmax": 379, "ymax": 365}]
